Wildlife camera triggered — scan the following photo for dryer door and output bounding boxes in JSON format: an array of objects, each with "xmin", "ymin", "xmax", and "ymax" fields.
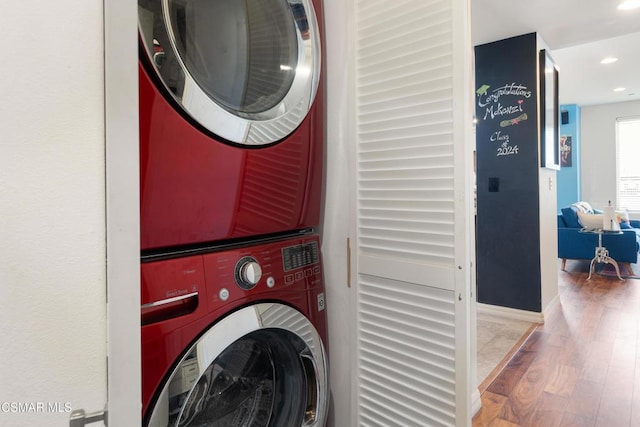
[
  {"xmin": 145, "ymin": 303, "xmax": 328, "ymax": 427},
  {"xmin": 138, "ymin": 0, "xmax": 321, "ymax": 145}
]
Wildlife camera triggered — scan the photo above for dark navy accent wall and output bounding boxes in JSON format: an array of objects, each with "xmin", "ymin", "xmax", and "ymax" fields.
[{"xmin": 475, "ymin": 33, "xmax": 542, "ymax": 312}]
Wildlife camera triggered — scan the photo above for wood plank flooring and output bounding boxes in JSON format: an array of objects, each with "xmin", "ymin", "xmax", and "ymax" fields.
[{"xmin": 473, "ymin": 260, "xmax": 640, "ymax": 427}]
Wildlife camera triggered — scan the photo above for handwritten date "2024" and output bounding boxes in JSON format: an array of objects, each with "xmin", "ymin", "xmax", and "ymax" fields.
[{"xmin": 497, "ymin": 145, "xmax": 519, "ymax": 156}]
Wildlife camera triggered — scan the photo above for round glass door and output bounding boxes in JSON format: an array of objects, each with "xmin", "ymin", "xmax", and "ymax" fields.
[
  {"xmin": 146, "ymin": 304, "xmax": 328, "ymax": 427},
  {"xmin": 138, "ymin": 0, "xmax": 321, "ymax": 145}
]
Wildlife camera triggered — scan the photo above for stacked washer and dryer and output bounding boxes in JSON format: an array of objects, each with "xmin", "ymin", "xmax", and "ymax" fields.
[{"xmin": 137, "ymin": 0, "xmax": 328, "ymax": 425}]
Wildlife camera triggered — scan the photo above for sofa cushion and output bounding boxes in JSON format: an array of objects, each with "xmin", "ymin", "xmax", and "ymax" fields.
[
  {"xmin": 577, "ymin": 211, "xmax": 604, "ymax": 229},
  {"xmin": 572, "ymin": 201, "xmax": 595, "ymax": 214},
  {"xmin": 561, "ymin": 207, "xmax": 581, "ymax": 228},
  {"xmin": 617, "ymin": 209, "xmax": 631, "ymax": 225}
]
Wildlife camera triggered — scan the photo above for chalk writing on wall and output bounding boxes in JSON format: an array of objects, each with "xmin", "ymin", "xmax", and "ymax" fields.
[{"xmin": 476, "ymin": 83, "xmax": 532, "ymax": 157}]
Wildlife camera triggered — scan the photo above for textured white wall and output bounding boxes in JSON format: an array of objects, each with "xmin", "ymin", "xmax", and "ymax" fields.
[
  {"xmin": 322, "ymin": 0, "xmax": 356, "ymax": 426},
  {"xmin": 0, "ymin": 1, "xmax": 107, "ymax": 425},
  {"xmin": 581, "ymin": 100, "xmax": 640, "ymax": 213}
]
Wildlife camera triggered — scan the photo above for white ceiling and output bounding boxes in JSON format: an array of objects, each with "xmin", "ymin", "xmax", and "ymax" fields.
[{"xmin": 471, "ymin": 0, "xmax": 640, "ymax": 106}]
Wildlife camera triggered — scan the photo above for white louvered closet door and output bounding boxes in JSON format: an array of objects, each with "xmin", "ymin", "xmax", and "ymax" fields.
[{"xmin": 354, "ymin": 0, "xmax": 472, "ymax": 426}]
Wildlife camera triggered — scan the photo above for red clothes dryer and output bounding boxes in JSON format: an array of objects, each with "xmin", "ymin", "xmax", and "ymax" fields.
[
  {"xmin": 141, "ymin": 234, "xmax": 329, "ymax": 426},
  {"xmin": 138, "ymin": 0, "xmax": 325, "ymax": 251}
]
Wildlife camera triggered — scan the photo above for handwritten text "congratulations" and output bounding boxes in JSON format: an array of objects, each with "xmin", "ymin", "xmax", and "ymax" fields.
[{"xmin": 477, "ymin": 83, "xmax": 532, "ymax": 108}]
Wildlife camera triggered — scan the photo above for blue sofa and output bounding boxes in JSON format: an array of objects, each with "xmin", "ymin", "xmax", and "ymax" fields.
[{"xmin": 557, "ymin": 212, "xmax": 640, "ymax": 272}]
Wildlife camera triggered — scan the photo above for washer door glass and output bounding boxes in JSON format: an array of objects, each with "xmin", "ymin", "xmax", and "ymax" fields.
[
  {"xmin": 146, "ymin": 304, "xmax": 328, "ymax": 427},
  {"xmin": 138, "ymin": 0, "xmax": 321, "ymax": 145}
]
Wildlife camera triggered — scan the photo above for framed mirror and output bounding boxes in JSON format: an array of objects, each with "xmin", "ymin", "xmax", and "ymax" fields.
[{"xmin": 539, "ymin": 49, "xmax": 560, "ymax": 170}]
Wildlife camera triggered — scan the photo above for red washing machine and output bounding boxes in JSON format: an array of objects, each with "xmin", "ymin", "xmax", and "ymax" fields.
[
  {"xmin": 141, "ymin": 234, "xmax": 329, "ymax": 426},
  {"xmin": 138, "ymin": 0, "xmax": 325, "ymax": 251}
]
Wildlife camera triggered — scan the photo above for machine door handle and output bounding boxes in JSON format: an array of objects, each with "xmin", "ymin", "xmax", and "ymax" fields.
[
  {"xmin": 141, "ymin": 292, "xmax": 199, "ymax": 310},
  {"xmin": 141, "ymin": 292, "xmax": 199, "ymax": 325}
]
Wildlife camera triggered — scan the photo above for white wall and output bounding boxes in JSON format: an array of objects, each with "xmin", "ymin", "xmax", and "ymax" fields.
[
  {"xmin": 535, "ymin": 35, "xmax": 559, "ymax": 313},
  {"xmin": 581, "ymin": 100, "xmax": 640, "ymax": 212},
  {"xmin": 539, "ymin": 168, "xmax": 559, "ymax": 311},
  {"xmin": 322, "ymin": 0, "xmax": 356, "ymax": 425},
  {"xmin": 0, "ymin": 1, "xmax": 107, "ymax": 425}
]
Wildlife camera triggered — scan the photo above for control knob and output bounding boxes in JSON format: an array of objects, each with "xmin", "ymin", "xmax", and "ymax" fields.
[{"xmin": 235, "ymin": 257, "xmax": 262, "ymax": 290}]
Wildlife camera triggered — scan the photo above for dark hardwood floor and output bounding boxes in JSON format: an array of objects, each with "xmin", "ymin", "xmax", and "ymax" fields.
[{"xmin": 473, "ymin": 260, "xmax": 640, "ymax": 427}]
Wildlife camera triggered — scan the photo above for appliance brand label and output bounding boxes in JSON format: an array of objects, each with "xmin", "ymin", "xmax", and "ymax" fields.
[{"xmin": 166, "ymin": 288, "xmax": 189, "ymax": 298}]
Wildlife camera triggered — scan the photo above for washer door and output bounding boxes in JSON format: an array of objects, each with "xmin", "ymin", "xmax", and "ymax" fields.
[
  {"xmin": 138, "ymin": 0, "xmax": 321, "ymax": 145},
  {"xmin": 146, "ymin": 303, "xmax": 328, "ymax": 427}
]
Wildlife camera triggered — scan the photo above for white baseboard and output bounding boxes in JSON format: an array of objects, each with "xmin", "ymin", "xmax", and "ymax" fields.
[
  {"xmin": 542, "ymin": 294, "xmax": 560, "ymax": 323},
  {"xmin": 476, "ymin": 302, "xmax": 544, "ymax": 323},
  {"xmin": 472, "ymin": 387, "xmax": 482, "ymax": 417}
]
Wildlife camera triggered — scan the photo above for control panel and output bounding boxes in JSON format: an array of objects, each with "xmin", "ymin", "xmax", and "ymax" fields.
[
  {"xmin": 140, "ymin": 235, "xmax": 325, "ymax": 325},
  {"xmin": 201, "ymin": 236, "xmax": 323, "ymax": 313}
]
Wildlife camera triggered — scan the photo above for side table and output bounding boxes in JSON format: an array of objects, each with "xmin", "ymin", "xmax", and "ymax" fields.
[{"xmin": 579, "ymin": 228, "xmax": 623, "ymax": 280}]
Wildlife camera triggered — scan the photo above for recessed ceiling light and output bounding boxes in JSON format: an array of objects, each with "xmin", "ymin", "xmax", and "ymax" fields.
[
  {"xmin": 618, "ymin": 0, "xmax": 640, "ymax": 10},
  {"xmin": 614, "ymin": 87, "xmax": 627, "ymax": 92},
  {"xmin": 600, "ymin": 57, "xmax": 618, "ymax": 64}
]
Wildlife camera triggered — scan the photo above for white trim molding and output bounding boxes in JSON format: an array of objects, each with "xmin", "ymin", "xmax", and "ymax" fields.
[
  {"xmin": 471, "ymin": 388, "xmax": 482, "ymax": 417},
  {"xmin": 477, "ymin": 303, "xmax": 544, "ymax": 324},
  {"xmin": 542, "ymin": 294, "xmax": 561, "ymax": 322}
]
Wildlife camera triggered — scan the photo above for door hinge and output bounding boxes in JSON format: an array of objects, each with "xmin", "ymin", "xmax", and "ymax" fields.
[{"xmin": 69, "ymin": 407, "xmax": 107, "ymax": 427}]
